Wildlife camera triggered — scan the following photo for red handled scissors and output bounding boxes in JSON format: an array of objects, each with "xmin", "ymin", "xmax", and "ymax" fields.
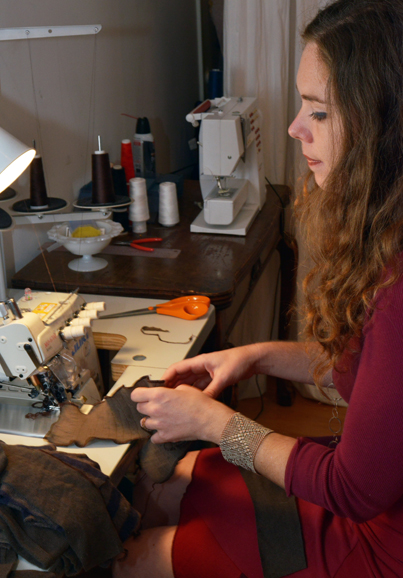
[
  {"xmin": 115, "ymin": 237, "xmax": 162, "ymax": 252},
  {"xmin": 99, "ymin": 295, "xmax": 211, "ymax": 321}
]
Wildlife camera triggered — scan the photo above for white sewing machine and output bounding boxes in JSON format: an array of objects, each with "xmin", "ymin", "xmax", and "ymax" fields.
[
  {"xmin": 0, "ymin": 290, "xmax": 105, "ymax": 437},
  {"xmin": 186, "ymin": 96, "xmax": 266, "ymax": 236}
]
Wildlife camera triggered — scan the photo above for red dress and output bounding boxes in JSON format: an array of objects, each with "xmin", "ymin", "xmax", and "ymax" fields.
[{"xmin": 172, "ymin": 271, "xmax": 403, "ymax": 578}]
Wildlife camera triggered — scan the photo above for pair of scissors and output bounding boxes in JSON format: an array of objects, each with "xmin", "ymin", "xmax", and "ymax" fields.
[
  {"xmin": 115, "ymin": 237, "xmax": 162, "ymax": 252},
  {"xmin": 99, "ymin": 295, "xmax": 210, "ymax": 321}
]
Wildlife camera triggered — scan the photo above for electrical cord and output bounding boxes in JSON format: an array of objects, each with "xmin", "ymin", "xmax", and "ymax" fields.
[
  {"xmin": 265, "ymin": 176, "xmax": 287, "ymax": 242},
  {"xmin": 265, "ymin": 176, "xmax": 286, "ymax": 209},
  {"xmin": 252, "ymin": 374, "xmax": 265, "ymax": 421},
  {"xmin": 252, "ymin": 256, "xmax": 282, "ymax": 421}
]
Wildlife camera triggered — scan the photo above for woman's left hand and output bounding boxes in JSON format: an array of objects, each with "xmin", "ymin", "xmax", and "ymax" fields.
[{"xmin": 131, "ymin": 385, "xmax": 235, "ymax": 445}]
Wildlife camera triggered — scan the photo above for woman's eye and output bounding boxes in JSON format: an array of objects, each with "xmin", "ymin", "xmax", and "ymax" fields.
[{"xmin": 310, "ymin": 111, "xmax": 327, "ymax": 121}]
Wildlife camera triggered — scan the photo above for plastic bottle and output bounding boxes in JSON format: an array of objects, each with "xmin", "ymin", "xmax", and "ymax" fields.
[{"xmin": 133, "ymin": 117, "xmax": 156, "ymax": 177}]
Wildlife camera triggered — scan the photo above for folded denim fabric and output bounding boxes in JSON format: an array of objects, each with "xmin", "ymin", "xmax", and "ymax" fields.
[{"xmin": 0, "ymin": 442, "xmax": 140, "ymax": 576}]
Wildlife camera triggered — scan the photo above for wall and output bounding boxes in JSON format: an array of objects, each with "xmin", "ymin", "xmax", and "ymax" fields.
[{"xmin": 0, "ymin": 0, "xmax": 199, "ymax": 284}]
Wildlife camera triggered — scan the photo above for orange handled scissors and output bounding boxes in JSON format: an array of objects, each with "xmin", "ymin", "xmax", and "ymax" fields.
[{"xmin": 99, "ymin": 295, "xmax": 210, "ymax": 321}]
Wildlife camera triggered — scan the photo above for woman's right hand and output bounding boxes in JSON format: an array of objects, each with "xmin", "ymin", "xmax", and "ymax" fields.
[{"xmin": 162, "ymin": 344, "xmax": 261, "ymax": 398}]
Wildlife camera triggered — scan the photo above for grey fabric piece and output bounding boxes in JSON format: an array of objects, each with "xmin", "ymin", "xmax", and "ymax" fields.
[
  {"xmin": 139, "ymin": 439, "xmax": 190, "ymax": 484},
  {"xmin": 239, "ymin": 469, "xmax": 307, "ymax": 578}
]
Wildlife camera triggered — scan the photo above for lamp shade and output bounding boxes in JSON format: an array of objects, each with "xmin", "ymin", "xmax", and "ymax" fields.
[{"xmin": 0, "ymin": 128, "xmax": 35, "ymax": 193}]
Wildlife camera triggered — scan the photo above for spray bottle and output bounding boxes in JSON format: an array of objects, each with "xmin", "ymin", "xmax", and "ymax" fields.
[{"xmin": 133, "ymin": 117, "xmax": 156, "ymax": 177}]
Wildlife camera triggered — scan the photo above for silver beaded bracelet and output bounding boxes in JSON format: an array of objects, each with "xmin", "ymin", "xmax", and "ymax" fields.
[{"xmin": 219, "ymin": 412, "xmax": 274, "ymax": 473}]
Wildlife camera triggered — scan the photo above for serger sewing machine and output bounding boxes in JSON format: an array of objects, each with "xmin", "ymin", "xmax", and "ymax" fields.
[
  {"xmin": 0, "ymin": 290, "xmax": 105, "ymax": 437},
  {"xmin": 186, "ymin": 96, "xmax": 266, "ymax": 236}
]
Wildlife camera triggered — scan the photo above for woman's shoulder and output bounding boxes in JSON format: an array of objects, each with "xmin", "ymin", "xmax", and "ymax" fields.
[
  {"xmin": 364, "ymin": 254, "xmax": 403, "ymax": 333},
  {"xmin": 378, "ymin": 252, "xmax": 403, "ymax": 302}
]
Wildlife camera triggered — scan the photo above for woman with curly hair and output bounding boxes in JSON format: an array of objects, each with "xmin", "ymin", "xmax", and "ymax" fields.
[{"xmin": 114, "ymin": 1, "xmax": 403, "ymax": 576}]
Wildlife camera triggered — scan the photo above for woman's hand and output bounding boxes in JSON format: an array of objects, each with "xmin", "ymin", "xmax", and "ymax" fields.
[
  {"xmin": 162, "ymin": 341, "xmax": 334, "ymax": 396},
  {"xmin": 162, "ymin": 344, "xmax": 261, "ymax": 398},
  {"xmin": 131, "ymin": 385, "xmax": 234, "ymax": 444}
]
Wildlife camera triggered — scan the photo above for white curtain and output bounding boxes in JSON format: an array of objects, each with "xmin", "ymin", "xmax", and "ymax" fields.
[
  {"xmin": 223, "ymin": 0, "xmax": 333, "ymax": 401},
  {"xmin": 223, "ymin": 0, "xmax": 326, "ymax": 186}
]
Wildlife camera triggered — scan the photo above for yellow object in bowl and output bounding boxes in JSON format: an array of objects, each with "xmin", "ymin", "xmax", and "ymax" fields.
[{"xmin": 71, "ymin": 225, "xmax": 101, "ymax": 238}]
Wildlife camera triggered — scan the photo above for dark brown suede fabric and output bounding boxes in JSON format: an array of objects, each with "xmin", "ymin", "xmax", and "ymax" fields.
[
  {"xmin": 45, "ymin": 377, "xmax": 159, "ymax": 447},
  {"xmin": 45, "ymin": 376, "xmax": 191, "ymax": 483}
]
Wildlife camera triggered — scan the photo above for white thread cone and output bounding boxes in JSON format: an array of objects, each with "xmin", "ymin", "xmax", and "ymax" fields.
[
  {"xmin": 158, "ymin": 181, "xmax": 179, "ymax": 226},
  {"xmin": 129, "ymin": 177, "xmax": 149, "ymax": 233}
]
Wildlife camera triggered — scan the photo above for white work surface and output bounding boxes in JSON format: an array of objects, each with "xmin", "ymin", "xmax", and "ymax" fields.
[
  {"xmin": 1, "ymin": 290, "xmax": 215, "ymax": 477},
  {"xmin": 91, "ymin": 293, "xmax": 215, "ymax": 387}
]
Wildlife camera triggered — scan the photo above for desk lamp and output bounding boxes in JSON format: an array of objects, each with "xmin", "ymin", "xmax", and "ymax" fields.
[
  {"xmin": 0, "ymin": 128, "xmax": 36, "ymax": 195},
  {"xmin": 0, "ymin": 128, "xmax": 36, "ymax": 299}
]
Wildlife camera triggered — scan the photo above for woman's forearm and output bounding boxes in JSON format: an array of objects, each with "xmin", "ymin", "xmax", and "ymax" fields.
[
  {"xmin": 249, "ymin": 340, "xmax": 332, "ymax": 386},
  {"xmin": 253, "ymin": 432, "xmax": 297, "ymax": 488}
]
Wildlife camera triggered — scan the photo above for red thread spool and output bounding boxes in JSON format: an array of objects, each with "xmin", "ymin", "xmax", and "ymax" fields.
[
  {"xmin": 91, "ymin": 150, "xmax": 115, "ymax": 204},
  {"xmin": 30, "ymin": 155, "xmax": 49, "ymax": 209},
  {"xmin": 121, "ymin": 139, "xmax": 135, "ymax": 190}
]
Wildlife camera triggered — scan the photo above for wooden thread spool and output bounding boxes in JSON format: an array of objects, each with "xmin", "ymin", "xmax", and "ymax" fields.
[
  {"xmin": 30, "ymin": 155, "xmax": 49, "ymax": 209},
  {"xmin": 91, "ymin": 150, "xmax": 115, "ymax": 205}
]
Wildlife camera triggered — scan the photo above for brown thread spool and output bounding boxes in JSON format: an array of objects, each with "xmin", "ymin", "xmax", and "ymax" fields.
[
  {"xmin": 91, "ymin": 150, "xmax": 115, "ymax": 204},
  {"xmin": 30, "ymin": 155, "xmax": 49, "ymax": 209}
]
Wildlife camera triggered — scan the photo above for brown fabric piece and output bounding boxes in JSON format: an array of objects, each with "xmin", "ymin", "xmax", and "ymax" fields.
[
  {"xmin": 45, "ymin": 376, "xmax": 162, "ymax": 447},
  {"xmin": 45, "ymin": 376, "xmax": 191, "ymax": 483}
]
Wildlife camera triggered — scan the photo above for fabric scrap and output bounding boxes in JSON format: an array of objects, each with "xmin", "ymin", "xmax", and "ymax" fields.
[
  {"xmin": 44, "ymin": 377, "xmax": 160, "ymax": 447},
  {"xmin": 45, "ymin": 376, "xmax": 191, "ymax": 483},
  {"xmin": 239, "ymin": 468, "xmax": 306, "ymax": 578}
]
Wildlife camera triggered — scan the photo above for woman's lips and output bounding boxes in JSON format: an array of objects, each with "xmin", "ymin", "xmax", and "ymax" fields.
[{"xmin": 303, "ymin": 154, "xmax": 322, "ymax": 168}]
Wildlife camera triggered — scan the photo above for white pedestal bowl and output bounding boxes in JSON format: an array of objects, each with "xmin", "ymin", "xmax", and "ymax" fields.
[{"xmin": 47, "ymin": 220, "xmax": 123, "ymax": 272}]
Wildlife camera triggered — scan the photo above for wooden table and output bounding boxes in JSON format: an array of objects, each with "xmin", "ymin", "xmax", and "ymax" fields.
[{"xmin": 12, "ymin": 181, "xmax": 294, "ymax": 362}]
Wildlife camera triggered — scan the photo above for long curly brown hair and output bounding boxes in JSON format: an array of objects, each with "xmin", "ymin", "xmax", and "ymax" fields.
[{"xmin": 298, "ymin": 0, "xmax": 403, "ymax": 384}]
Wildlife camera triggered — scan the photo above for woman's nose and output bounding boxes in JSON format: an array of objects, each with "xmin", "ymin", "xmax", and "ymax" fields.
[{"xmin": 288, "ymin": 116, "xmax": 313, "ymax": 143}]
